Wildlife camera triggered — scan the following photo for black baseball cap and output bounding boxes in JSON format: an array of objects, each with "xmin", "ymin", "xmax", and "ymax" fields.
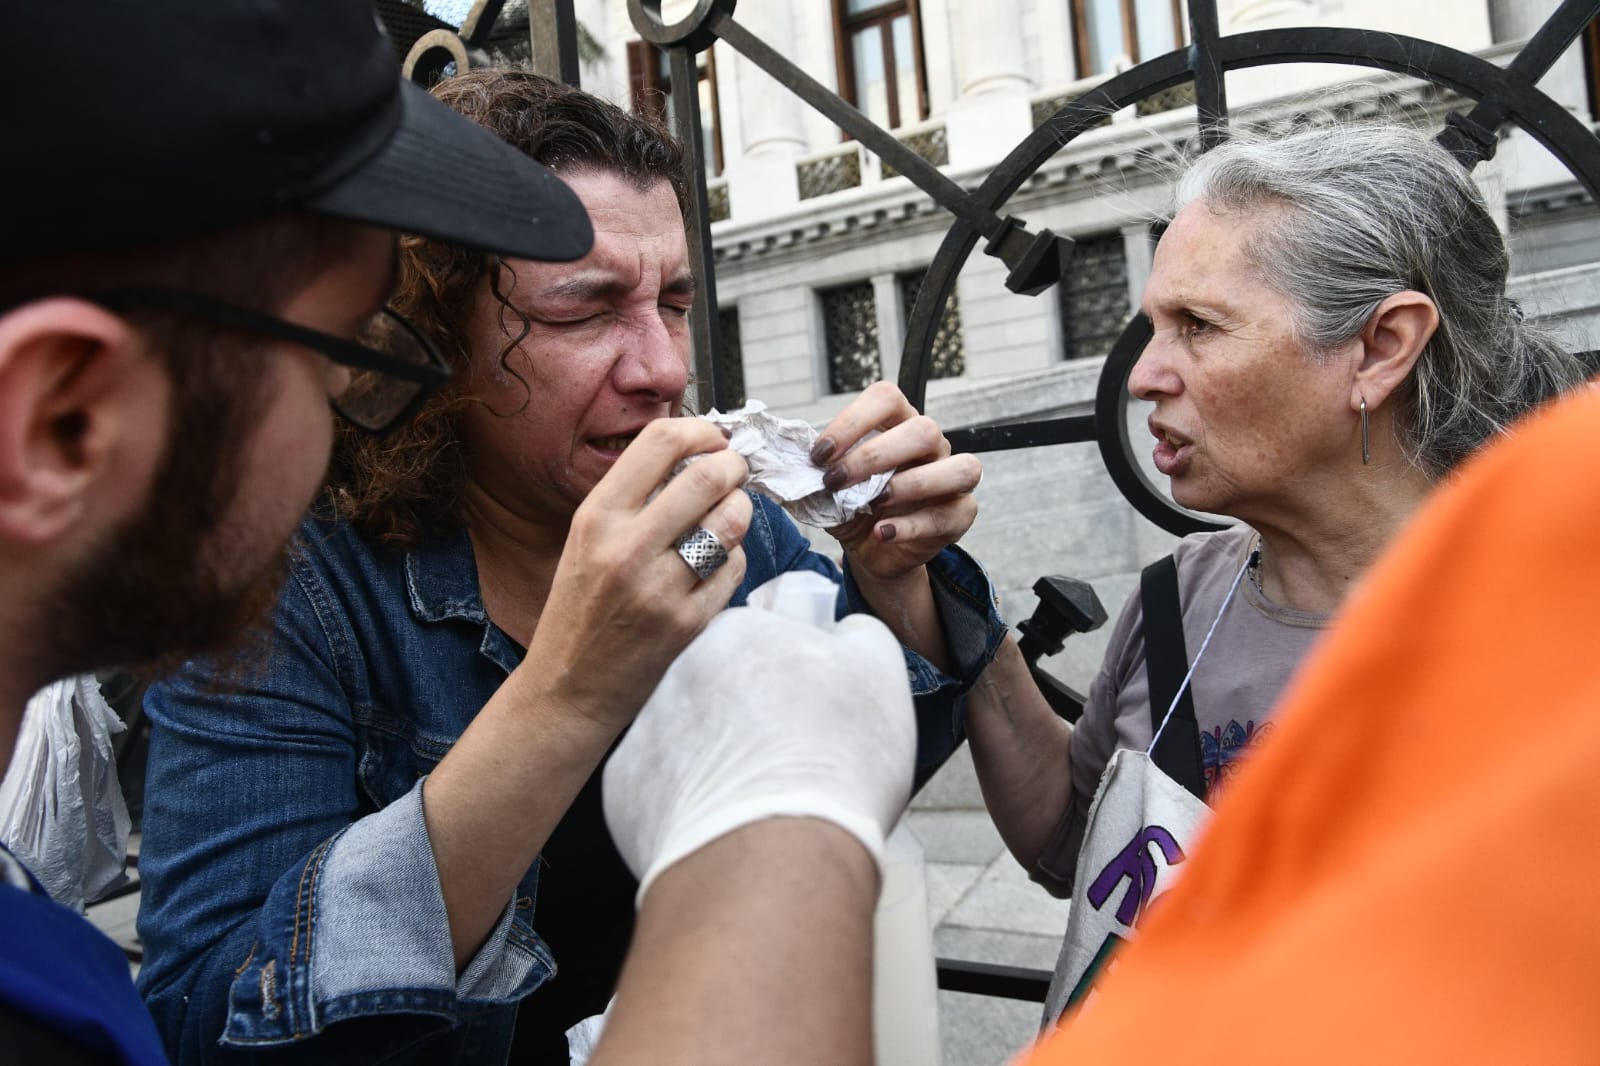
[{"xmin": 6, "ymin": 1, "xmax": 592, "ymax": 262}]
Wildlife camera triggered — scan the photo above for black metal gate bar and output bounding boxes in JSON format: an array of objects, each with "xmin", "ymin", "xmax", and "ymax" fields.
[
  {"xmin": 527, "ymin": 0, "xmax": 581, "ymax": 87},
  {"xmin": 945, "ymin": 414, "xmax": 1098, "ymax": 455},
  {"xmin": 665, "ymin": 42, "xmax": 729, "ymax": 412},
  {"xmin": 461, "ymin": 0, "xmax": 508, "ymax": 50},
  {"xmin": 1187, "ymin": 0, "xmax": 1229, "ymax": 151},
  {"xmin": 934, "ymin": 958, "xmax": 1051, "ymax": 1001}
]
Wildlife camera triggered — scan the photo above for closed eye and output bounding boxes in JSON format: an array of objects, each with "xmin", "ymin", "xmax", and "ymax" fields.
[{"xmin": 539, "ymin": 309, "xmax": 611, "ymax": 327}]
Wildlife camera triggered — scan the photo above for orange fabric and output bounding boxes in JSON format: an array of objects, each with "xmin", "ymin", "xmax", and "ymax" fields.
[{"xmin": 1028, "ymin": 386, "xmax": 1600, "ymax": 1066}]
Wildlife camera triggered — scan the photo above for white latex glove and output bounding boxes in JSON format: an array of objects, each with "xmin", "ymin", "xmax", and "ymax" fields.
[{"xmin": 603, "ymin": 577, "xmax": 917, "ymax": 904}]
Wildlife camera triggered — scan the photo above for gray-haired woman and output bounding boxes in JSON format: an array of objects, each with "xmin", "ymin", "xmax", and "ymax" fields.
[{"xmin": 968, "ymin": 123, "xmax": 1587, "ymax": 926}]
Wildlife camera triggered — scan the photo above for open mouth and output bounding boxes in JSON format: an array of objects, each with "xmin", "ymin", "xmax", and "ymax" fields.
[
  {"xmin": 1149, "ymin": 422, "xmax": 1192, "ymax": 476},
  {"xmin": 590, "ymin": 433, "xmax": 639, "ymax": 452}
]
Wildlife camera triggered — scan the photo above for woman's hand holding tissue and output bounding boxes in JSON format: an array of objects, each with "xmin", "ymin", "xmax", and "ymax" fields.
[{"xmin": 810, "ymin": 381, "xmax": 981, "ymax": 584}]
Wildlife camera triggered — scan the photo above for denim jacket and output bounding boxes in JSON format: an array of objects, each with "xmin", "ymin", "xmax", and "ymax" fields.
[{"xmin": 136, "ymin": 493, "xmax": 1004, "ymax": 1065}]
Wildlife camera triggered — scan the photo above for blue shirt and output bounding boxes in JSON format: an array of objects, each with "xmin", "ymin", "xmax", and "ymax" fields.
[
  {"xmin": 0, "ymin": 844, "xmax": 168, "ymax": 1065},
  {"xmin": 137, "ymin": 494, "xmax": 1003, "ymax": 1064}
]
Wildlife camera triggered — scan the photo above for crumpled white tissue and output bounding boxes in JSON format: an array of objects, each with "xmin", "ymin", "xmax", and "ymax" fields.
[{"xmin": 701, "ymin": 400, "xmax": 891, "ymax": 527}]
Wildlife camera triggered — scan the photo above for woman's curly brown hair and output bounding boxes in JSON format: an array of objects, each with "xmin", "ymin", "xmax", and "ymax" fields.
[{"xmin": 328, "ymin": 69, "xmax": 686, "ymax": 547}]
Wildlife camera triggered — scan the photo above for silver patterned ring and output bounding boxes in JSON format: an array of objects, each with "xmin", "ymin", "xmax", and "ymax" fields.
[{"xmin": 673, "ymin": 526, "xmax": 729, "ymax": 581}]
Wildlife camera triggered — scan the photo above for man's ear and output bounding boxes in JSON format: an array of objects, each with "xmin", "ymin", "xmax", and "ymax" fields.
[
  {"xmin": 0, "ymin": 298, "xmax": 167, "ymax": 546},
  {"xmin": 1352, "ymin": 291, "xmax": 1439, "ymax": 412}
]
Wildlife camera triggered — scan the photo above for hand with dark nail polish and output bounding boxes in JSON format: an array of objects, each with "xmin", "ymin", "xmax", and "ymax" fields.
[{"xmin": 813, "ymin": 379, "xmax": 981, "ymax": 596}]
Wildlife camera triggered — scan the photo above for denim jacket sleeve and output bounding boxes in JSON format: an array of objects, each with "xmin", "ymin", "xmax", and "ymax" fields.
[
  {"xmin": 748, "ymin": 495, "xmax": 1007, "ymax": 783},
  {"xmin": 135, "ymin": 552, "xmax": 550, "ymax": 1064}
]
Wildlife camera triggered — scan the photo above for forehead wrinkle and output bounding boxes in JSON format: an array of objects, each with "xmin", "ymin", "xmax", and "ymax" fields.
[{"xmin": 1143, "ymin": 219, "xmax": 1259, "ymax": 321}]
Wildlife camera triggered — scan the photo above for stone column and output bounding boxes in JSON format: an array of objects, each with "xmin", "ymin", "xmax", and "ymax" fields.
[
  {"xmin": 725, "ymin": 4, "xmax": 805, "ymax": 220},
  {"xmin": 874, "ymin": 274, "xmax": 904, "ymax": 385},
  {"xmin": 945, "ymin": 0, "xmax": 1035, "ymax": 169},
  {"xmin": 957, "ymin": 0, "xmax": 1029, "ymax": 97},
  {"xmin": 1222, "ymin": 0, "xmax": 1336, "ymax": 107}
]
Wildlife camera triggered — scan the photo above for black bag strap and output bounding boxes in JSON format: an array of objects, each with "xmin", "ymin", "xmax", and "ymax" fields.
[{"xmin": 1140, "ymin": 554, "xmax": 1207, "ymax": 800}]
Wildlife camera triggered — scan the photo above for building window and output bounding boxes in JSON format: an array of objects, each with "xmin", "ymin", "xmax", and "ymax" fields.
[
  {"xmin": 898, "ymin": 272, "xmax": 964, "ymax": 379},
  {"xmin": 627, "ymin": 41, "xmax": 724, "ymax": 176},
  {"xmin": 716, "ymin": 306, "xmax": 746, "ymax": 409},
  {"xmin": 1058, "ymin": 233, "xmax": 1130, "ymax": 360},
  {"xmin": 834, "ymin": 0, "xmax": 928, "ymax": 131},
  {"xmin": 822, "ymin": 282, "xmax": 882, "ymax": 394},
  {"xmin": 1072, "ymin": 0, "xmax": 1184, "ymax": 76}
]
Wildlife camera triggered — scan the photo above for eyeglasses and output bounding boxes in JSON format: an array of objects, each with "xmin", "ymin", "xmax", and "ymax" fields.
[{"xmin": 86, "ymin": 287, "xmax": 450, "ymax": 435}]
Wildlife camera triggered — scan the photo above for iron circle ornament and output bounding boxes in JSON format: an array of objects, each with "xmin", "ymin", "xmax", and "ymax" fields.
[
  {"xmin": 902, "ymin": 14, "xmax": 1600, "ymax": 537},
  {"xmin": 627, "ymin": 0, "xmax": 735, "ymax": 53},
  {"xmin": 403, "ymin": 28, "xmax": 471, "ymax": 86}
]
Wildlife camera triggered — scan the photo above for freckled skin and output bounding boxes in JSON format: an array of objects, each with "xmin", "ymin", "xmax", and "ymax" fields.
[{"xmin": 1132, "ymin": 201, "xmax": 1361, "ymax": 530}]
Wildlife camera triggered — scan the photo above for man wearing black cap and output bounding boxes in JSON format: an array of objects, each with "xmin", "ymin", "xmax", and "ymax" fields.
[{"xmin": 0, "ymin": 3, "xmax": 590, "ymax": 1063}]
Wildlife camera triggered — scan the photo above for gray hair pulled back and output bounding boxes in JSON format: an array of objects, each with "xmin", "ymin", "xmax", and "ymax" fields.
[{"xmin": 1174, "ymin": 124, "xmax": 1585, "ymax": 479}]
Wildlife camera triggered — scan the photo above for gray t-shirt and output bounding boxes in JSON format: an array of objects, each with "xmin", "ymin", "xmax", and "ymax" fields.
[{"xmin": 1033, "ymin": 525, "xmax": 1330, "ymax": 896}]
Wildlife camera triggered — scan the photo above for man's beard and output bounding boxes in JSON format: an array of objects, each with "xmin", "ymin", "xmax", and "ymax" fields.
[{"xmin": 38, "ymin": 397, "xmax": 293, "ymax": 686}]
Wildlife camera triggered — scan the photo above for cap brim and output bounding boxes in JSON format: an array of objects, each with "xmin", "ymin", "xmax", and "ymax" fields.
[{"xmin": 306, "ymin": 80, "xmax": 593, "ymax": 262}]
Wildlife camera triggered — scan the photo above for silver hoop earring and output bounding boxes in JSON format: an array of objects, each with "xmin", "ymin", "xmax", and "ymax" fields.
[{"xmin": 1359, "ymin": 397, "xmax": 1371, "ymax": 466}]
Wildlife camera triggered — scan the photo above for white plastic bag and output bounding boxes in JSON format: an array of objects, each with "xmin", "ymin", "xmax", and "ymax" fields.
[{"xmin": 0, "ymin": 674, "xmax": 131, "ymax": 910}]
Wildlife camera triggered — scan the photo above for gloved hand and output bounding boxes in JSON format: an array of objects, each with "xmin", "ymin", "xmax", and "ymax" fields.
[{"xmin": 603, "ymin": 576, "xmax": 917, "ymax": 903}]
